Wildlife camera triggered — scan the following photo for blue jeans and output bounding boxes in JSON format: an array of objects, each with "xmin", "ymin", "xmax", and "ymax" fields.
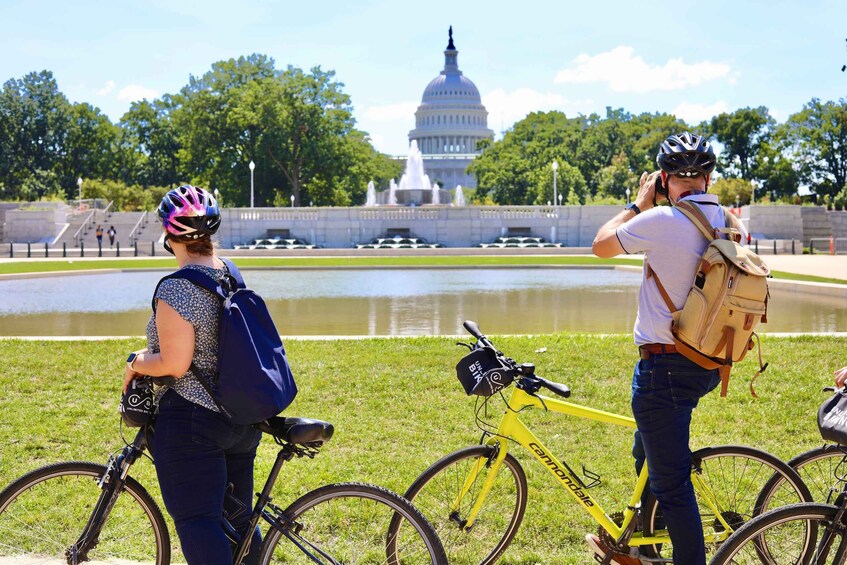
[
  {"xmin": 631, "ymin": 353, "xmax": 720, "ymax": 565},
  {"xmin": 153, "ymin": 390, "xmax": 263, "ymax": 565}
]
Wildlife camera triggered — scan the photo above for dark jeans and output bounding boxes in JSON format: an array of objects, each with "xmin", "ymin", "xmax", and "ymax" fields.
[
  {"xmin": 153, "ymin": 390, "xmax": 262, "ymax": 565},
  {"xmin": 631, "ymin": 353, "xmax": 720, "ymax": 565}
]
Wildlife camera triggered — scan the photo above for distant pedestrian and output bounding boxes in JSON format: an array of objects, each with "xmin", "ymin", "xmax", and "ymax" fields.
[
  {"xmin": 108, "ymin": 226, "xmax": 117, "ymax": 247},
  {"xmin": 95, "ymin": 225, "xmax": 104, "ymax": 248}
]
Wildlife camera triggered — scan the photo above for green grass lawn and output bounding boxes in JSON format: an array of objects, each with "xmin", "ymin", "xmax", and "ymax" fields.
[
  {"xmin": 0, "ymin": 335, "xmax": 841, "ymax": 563},
  {"xmin": 1, "ymin": 255, "xmax": 845, "ymax": 285}
]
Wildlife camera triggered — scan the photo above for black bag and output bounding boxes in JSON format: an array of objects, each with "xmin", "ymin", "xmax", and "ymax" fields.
[
  {"xmin": 818, "ymin": 388, "xmax": 847, "ymax": 445},
  {"xmin": 120, "ymin": 376, "xmax": 155, "ymax": 427},
  {"xmin": 153, "ymin": 258, "xmax": 297, "ymax": 425},
  {"xmin": 455, "ymin": 347, "xmax": 513, "ymax": 397}
]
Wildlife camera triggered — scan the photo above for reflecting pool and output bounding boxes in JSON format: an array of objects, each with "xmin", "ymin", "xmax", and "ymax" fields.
[{"xmin": 0, "ymin": 268, "xmax": 843, "ymax": 336}]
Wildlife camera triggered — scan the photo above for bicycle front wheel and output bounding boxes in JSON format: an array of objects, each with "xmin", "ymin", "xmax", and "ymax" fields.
[
  {"xmin": 259, "ymin": 482, "xmax": 446, "ymax": 564},
  {"xmin": 642, "ymin": 445, "xmax": 812, "ymax": 560},
  {"xmin": 772, "ymin": 444, "xmax": 847, "ymax": 504},
  {"xmin": 391, "ymin": 445, "xmax": 528, "ymax": 565},
  {"xmin": 0, "ymin": 461, "xmax": 171, "ymax": 564},
  {"xmin": 709, "ymin": 502, "xmax": 847, "ymax": 564}
]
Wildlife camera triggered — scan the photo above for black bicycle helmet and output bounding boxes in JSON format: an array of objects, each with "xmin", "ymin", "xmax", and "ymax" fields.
[
  {"xmin": 157, "ymin": 185, "xmax": 221, "ymax": 239},
  {"xmin": 656, "ymin": 132, "xmax": 716, "ymax": 177}
]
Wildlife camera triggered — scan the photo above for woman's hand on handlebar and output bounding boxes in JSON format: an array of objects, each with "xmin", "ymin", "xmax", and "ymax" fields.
[{"xmin": 834, "ymin": 366, "xmax": 847, "ymax": 388}]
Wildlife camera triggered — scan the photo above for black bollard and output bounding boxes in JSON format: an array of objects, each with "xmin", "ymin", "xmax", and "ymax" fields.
[
  {"xmin": 792, "ymin": 239, "xmax": 796, "ymax": 254},
  {"xmin": 98, "ymin": 241, "xmax": 102, "ymax": 257},
  {"xmin": 151, "ymin": 241, "xmax": 155, "ymax": 257},
  {"xmin": 26, "ymin": 242, "xmax": 31, "ymax": 258},
  {"xmin": 773, "ymin": 240, "xmax": 777, "ymax": 255},
  {"xmin": 44, "ymin": 242, "xmax": 48, "ymax": 257},
  {"xmin": 134, "ymin": 240, "xmax": 138, "ymax": 257},
  {"xmin": 80, "ymin": 241, "xmax": 84, "ymax": 257},
  {"xmin": 8, "ymin": 243, "xmax": 12, "ymax": 258},
  {"xmin": 63, "ymin": 242, "xmax": 67, "ymax": 257},
  {"xmin": 754, "ymin": 239, "xmax": 758, "ymax": 254},
  {"xmin": 116, "ymin": 242, "xmax": 120, "ymax": 257}
]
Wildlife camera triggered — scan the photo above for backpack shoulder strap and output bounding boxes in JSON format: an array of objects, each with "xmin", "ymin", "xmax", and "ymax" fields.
[
  {"xmin": 675, "ymin": 201, "xmax": 717, "ymax": 242},
  {"xmin": 722, "ymin": 208, "xmax": 744, "ymax": 243},
  {"xmin": 151, "ymin": 267, "xmax": 226, "ymax": 312},
  {"xmin": 220, "ymin": 257, "xmax": 246, "ymax": 289}
]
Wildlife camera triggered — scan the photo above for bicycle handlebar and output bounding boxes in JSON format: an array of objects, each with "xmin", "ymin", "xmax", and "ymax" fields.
[{"xmin": 462, "ymin": 320, "xmax": 570, "ymax": 399}]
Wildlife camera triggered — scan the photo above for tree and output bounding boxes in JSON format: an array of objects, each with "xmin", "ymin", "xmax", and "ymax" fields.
[
  {"xmin": 707, "ymin": 107, "xmax": 775, "ymax": 180},
  {"xmin": 119, "ymin": 97, "xmax": 182, "ymax": 188},
  {"xmin": 0, "ymin": 71, "xmax": 72, "ymax": 199},
  {"xmin": 782, "ymin": 98, "xmax": 847, "ymax": 198},
  {"xmin": 710, "ymin": 177, "xmax": 752, "ymax": 206}
]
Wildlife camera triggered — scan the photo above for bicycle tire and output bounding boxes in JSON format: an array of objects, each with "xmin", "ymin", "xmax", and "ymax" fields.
[
  {"xmin": 709, "ymin": 502, "xmax": 847, "ymax": 564},
  {"xmin": 259, "ymin": 482, "xmax": 447, "ymax": 564},
  {"xmin": 390, "ymin": 445, "xmax": 528, "ymax": 565},
  {"xmin": 760, "ymin": 444, "xmax": 847, "ymax": 505},
  {"xmin": 641, "ymin": 445, "xmax": 812, "ymax": 560},
  {"xmin": 0, "ymin": 460, "xmax": 171, "ymax": 564}
]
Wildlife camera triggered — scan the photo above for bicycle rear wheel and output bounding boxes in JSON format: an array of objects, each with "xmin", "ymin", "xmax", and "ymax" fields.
[
  {"xmin": 259, "ymin": 482, "xmax": 446, "ymax": 564},
  {"xmin": 709, "ymin": 502, "xmax": 847, "ymax": 564},
  {"xmin": 388, "ymin": 444, "xmax": 528, "ymax": 565},
  {"xmin": 0, "ymin": 461, "xmax": 170, "ymax": 564},
  {"xmin": 642, "ymin": 445, "xmax": 812, "ymax": 560}
]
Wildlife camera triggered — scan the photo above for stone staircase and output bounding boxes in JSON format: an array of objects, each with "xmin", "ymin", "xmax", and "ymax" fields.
[{"xmin": 54, "ymin": 209, "xmax": 162, "ymax": 254}]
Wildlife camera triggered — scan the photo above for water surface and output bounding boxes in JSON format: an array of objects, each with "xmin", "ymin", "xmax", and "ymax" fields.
[{"xmin": 0, "ymin": 268, "xmax": 841, "ymax": 336}]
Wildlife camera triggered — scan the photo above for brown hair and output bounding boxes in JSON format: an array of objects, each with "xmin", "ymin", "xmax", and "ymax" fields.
[{"xmin": 169, "ymin": 235, "xmax": 216, "ymax": 256}]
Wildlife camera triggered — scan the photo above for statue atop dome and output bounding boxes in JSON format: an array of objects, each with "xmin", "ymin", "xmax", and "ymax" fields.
[{"xmin": 447, "ymin": 26, "xmax": 455, "ymax": 50}]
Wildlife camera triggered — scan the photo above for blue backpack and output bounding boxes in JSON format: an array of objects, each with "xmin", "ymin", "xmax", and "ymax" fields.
[{"xmin": 153, "ymin": 258, "xmax": 297, "ymax": 424}]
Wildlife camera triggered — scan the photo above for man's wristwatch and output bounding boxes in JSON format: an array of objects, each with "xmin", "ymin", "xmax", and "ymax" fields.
[
  {"xmin": 126, "ymin": 352, "xmax": 139, "ymax": 372},
  {"xmin": 625, "ymin": 202, "xmax": 641, "ymax": 215}
]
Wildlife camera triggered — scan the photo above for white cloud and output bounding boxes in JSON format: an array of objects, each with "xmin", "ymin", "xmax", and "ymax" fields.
[
  {"xmin": 554, "ymin": 46, "xmax": 733, "ymax": 93},
  {"xmin": 672, "ymin": 100, "xmax": 729, "ymax": 125},
  {"xmin": 482, "ymin": 88, "xmax": 590, "ymax": 135},
  {"xmin": 362, "ymin": 102, "xmax": 419, "ymax": 122},
  {"xmin": 96, "ymin": 80, "xmax": 116, "ymax": 96},
  {"xmin": 117, "ymin": 84, "xmax": 159, "ymax": 103}
]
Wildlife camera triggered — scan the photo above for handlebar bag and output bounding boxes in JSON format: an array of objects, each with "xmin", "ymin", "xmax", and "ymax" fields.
[
  {"xmin": 120, "ymin": 376, "xmax": 155, "ymax": 427},
  {"xmin": 455, "ymin": 347, "xmax": 513, "ymax": 397},
  {"xmin": 818, "ymin": 388, "xmax": 847, "ymax": 445}
]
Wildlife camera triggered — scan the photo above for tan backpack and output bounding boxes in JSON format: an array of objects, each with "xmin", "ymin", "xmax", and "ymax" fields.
[{"xmin": 646, "ymin": 201, "xmax": 770, "ymax": 397}]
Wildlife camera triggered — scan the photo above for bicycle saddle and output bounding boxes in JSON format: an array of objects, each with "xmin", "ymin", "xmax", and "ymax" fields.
[{"xmin": 255, "ymin": 417, "xmax": 335, "ymax": 446}]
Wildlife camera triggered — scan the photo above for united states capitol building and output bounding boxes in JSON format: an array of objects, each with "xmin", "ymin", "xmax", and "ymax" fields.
[{"xmin": 406, "ymin": 26, "xmax": 493, "ymax": 190}]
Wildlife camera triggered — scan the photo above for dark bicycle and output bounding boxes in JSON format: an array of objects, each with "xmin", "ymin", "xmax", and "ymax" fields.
[{"xmin": 0, "ymin": 415, "xmax": 446, "ymax": 564}]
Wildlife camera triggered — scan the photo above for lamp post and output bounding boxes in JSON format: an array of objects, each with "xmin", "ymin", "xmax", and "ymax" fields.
[
  {"xmin": 552, "ymin": 160, "xmax": 559, "ymax": 208},
  {"xmin": 558, "ymin": 193, "xmax": 563, "ymax": 206},
  {"xmin": 751, "ymin": 180, "xmax": 756, "ymax": 205},
  {"xmin": 290, "ymin": 194, "xmax": 295, "ymax": 208},
  {"xmin": 249, "ymin": 160, "xmax": 255, "ymax": 208},
  {"xmin": 625, "ymin": 187, "xmax": 631, "ymax": 204},
  {"xmin": 213, "ymin": 188, "xmax": 220, "ymax": 205},
  {"xmin": 77, "ymin": 177, "xmax": 83, "ymax": 210}
]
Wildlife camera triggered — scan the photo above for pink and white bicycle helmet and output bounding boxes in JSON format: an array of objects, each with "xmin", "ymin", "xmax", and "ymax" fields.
[{"xmin": 157, "ymin": 185, "xmax": 221, "ymax": 239}]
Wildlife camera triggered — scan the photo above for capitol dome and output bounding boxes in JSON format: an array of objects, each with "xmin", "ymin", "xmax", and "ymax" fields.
[{"xmin": 407, "ymin": 27, "xmax": 493, "ymax": 190}]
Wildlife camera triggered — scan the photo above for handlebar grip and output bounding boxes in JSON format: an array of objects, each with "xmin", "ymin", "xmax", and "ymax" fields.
[
  {"xmin": 539, "ymin": 377, "xmax": 571, "ymax": 398},
  {"xmin": 463, "ymin": 320, "xmax": 483, "ymax": 339}
]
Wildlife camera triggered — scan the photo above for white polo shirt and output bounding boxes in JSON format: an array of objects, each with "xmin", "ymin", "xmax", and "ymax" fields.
[{"xmin": 615, "ymin": 194, "xmax": 745, "ymax": 346}]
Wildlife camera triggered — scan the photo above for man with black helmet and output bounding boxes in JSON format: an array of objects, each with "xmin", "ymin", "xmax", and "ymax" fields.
[{"xmin": 589, "ymin": 132, "xmax": 740, "ymax": 564}]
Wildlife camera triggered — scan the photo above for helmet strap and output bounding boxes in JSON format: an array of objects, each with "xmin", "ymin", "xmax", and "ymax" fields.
[{"xmin": 163, "ymin": 234, "xmax": 175, "ymax": 256}]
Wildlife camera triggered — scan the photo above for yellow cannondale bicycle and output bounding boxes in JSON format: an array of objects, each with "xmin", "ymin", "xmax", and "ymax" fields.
[{"xmin": 388, "ymin": 321, "xmax": 812, "ymax": 564}]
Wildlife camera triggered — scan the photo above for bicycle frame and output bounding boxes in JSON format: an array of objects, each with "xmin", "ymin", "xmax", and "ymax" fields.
[{"xmin": 457, "ymin": 384, "xmax": 736, "ymax": 547}]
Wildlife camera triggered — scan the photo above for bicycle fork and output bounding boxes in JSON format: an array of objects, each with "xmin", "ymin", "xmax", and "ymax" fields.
[
  {"xmin": 67, "ymin": 435, "xmax": 145, "ymax": 564},
  {"xmin": 449, "ymin": 441, "xmax": 509, "ymax": 531}
]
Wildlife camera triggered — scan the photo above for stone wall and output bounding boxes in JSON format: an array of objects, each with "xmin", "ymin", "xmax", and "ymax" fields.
[{"xmin": 4, "ymin": 202, "xmax": 844, "ymax": 249}]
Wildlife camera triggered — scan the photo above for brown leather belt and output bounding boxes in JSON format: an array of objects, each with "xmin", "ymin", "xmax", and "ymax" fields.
[{"xmin": 639, "ymin": 343, "xmax": 677, "ymax": 359}]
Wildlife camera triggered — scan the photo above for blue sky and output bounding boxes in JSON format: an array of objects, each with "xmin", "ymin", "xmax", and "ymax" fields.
[{"xmin": 3, "ymin": 0, "xmax": 846, "ymax": 157}]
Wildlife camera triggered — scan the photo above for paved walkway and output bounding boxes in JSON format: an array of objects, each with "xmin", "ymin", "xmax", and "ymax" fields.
[{"xmin": 758, "ymin": 254, "xmax": 847, "ymax": 281}]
